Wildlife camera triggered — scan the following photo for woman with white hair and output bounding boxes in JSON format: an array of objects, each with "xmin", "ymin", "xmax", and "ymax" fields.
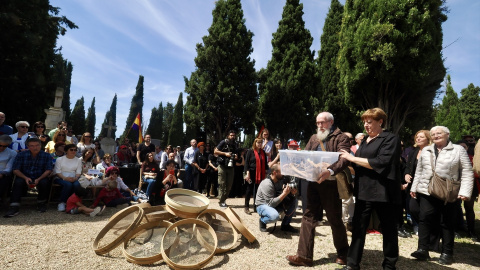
[
  {"xmin": 410, "ymin": 126, "xmax": 474, "ymax": 265},
  {"xmin": 9, "ymin": 121, "xmax": 33, "ymax": 152}
]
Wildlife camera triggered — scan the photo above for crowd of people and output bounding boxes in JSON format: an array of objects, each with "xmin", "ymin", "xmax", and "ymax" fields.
[{"xmin": 1, "ymin": 108, "xmax": 479, "ymax": 268}]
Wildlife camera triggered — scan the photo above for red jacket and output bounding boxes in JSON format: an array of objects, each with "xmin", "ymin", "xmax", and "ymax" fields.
[{"xmin": 93, "ymin": 187, "xmax": 123, "ymax": 207}]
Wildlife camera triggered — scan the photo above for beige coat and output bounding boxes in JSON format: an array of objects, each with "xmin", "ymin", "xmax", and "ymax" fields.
[
  {"xmin": 411, "ymin": 141, "xmax": 474, "ymax": 199},
  {"xmin": 473, "ymin": 139, "xmax": 480, "ymax": 176}
]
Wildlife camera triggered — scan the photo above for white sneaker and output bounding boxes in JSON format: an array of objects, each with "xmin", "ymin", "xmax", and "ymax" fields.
[
  {"xmin": 96, "ymin": 205, "xmax": 106, "ymax": 216},
  {"xmin": 57, "ymin": 202, "xmax": 66, "ymax": 212},
  {"xmin": 90, "ymin": 206, "xmax": 101, "ymax": 217}
]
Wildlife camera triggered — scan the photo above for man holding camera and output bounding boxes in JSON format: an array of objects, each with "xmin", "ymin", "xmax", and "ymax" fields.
[
  {"xmin": 214, "ymin": 130, "xmax": 237, "ymax": 208},
  {"xmin": 256, "ymin": 164, "xmax": 298, "ymax": 232},
  {"xmin": 286, "ymin": 112, "xmax": 350, "ymax": 267},
  {"xmin": 4, "ymin": 138, "xmax": 53, "ymax": 217}
]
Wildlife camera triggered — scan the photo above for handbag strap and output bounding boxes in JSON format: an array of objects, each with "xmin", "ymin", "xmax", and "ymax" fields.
[
  {"xmin": 429, "ymin": 152, "xmax": 436, "ymax": 174},
  {"xmin": 319, "ymin": 140, "xmax": 326, "ymax": 151}
]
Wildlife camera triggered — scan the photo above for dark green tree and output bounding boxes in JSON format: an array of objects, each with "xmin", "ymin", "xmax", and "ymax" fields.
[
  {"xmin": 121, "ymin": 75, "xmax": 144, "ymax": 143},
  {"xmin": 258, "ymin": 0, "xmax": 317, "ymax": 140},
  {"xmin": 316, "ymin": 0, "xmax": 358, "ymax": 132},
  {"xmin": 0, "ymin": 0, "xmax": 77, "ymax": 125},
  {"xmin": 99, "ymin": 94, "xmax": 117, "ymax": 138},
  {"xmin": 168, "ymin": 93, "xmax": 184, "ymax": 147},
  {"xmin": 147, "ymin": 102, "xmax": 163, "ymax": 139},
  {"xmin": 70, "ymin": 97, "xmax": 85, "ymax": 135},
  {"xmin": 435, "ymin": 75, "xmax": 462, "ymax": 142},
  {"xmin": 338, "ymin": 0, "xmax": 447, "ymax": 134},
  {"xmin": 184, "ymin": 0, "xmax": 258, "ymax": 143},
  {"xmin": 162, "ymin": 103, "xmax": 174, "ymax": 145},
  {"xmin": 85, "ymin": 97, "xmax": 96, "ymax": 137},
  {"xmin": 459, "ymin": 83, "xmax": 480, "ymax": 139},
  {"xmin": 146, "ymin": 107, "xmax": 158, "ymax": 137},
  {"xmin": 51, "ymin": 53, "xmax": 73, "ymax": 123}
]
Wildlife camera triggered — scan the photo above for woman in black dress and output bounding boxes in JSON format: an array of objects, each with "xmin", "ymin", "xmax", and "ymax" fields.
[
  {"xmin": 339, "ymin": 108, "xmax": 401, "ymax": 270},
  {"xmin": 193, "ymin": 142, "xmax": 209, "ymax": 194}
]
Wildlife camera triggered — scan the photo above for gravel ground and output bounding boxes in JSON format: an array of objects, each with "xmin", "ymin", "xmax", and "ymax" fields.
[{"xmin": 1, "ymin": 196, "xmax": 479, "ymax": 270}]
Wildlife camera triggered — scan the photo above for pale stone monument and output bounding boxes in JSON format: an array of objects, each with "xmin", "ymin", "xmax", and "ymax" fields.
[
  {"xmin": 44, "ymin": 87, "xmax": 65, "ymax": 134},
  {"xmin": 100, "ymin": 118, "xmax": 117, "ymax": 155}
]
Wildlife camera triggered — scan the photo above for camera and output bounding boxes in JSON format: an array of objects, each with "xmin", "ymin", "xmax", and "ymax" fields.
[
  {"xmin": 227, "ymin": 154, "xmax": 236, "ymax": 167},
  {"xmin": 287, "ymin": 180, "xmax": 297, "ymax": 190}
]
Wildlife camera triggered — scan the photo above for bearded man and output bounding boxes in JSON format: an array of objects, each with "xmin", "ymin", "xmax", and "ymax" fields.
[{"xmin": 286, "ymin": 112, "xmax": 350, "ymax": 267}]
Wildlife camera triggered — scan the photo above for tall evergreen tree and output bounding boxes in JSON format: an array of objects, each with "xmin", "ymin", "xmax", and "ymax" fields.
[
  {"xmin": 146, "ymin": 107, "xmax": 158, "ymax": 137},
  {"xmin": 338, "ymin": 0, "xmax": 447, "ymax": 134},
  {"xmin": 459, "ymin": 83, "xmax": 480, "ymax": 139},
  {"xmin": 149, "ymin": 102, "xmax": 164, "ymax": 139},
  {"xmin": 184, "ymin": 0, "xmax": 258, "ymax": 143},
  {"xmin": 316, "ymin": 0, "xmax": 358, "ymax": 132},
  {"xmin": 258, "ymin": 0, "xmax": 317, "ymax": 140},
  {"xmin": 121, "ymin": 75, "xmax": 144, "ymax": 143},
  {"xmin": 85, "ymin": 97, "xmax": 96, "ymax": 137},
  {"xmin": 70, "ymin": 97, "xmax": 85, "ymax": 135},
  {"xmin": 162, "ymin": 103, "xmax": 174, "ymax": 145},
  {"xmin": 435, "ymin": 75, "xmax": 462, "ymax": 142},
  {"xmin": 169, "ymin": 93, "xmax": 184, "ymax": 147},
  {"xmin": 0, "ymin": 1, "xmax": 77, "ymax": 124},
  {"xmin": 99, "ymin": 94, "xmax": 117, "ymax": 138}
]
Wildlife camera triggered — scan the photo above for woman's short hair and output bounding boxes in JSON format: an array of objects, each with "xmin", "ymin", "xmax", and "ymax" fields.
[
  {"xmin": 414, "ymin": 130, "xmax": 432, "ymax": 147},
  {"xmin": 33, "ymin": 121, "xmax": 45, "ymax": 132},
  {"xmin": 0, "ymin": 134, "xmax": 13, "ymax": 144},
  {"xmin": 361, "ymin": 108, "xmax": 387, "ymax": 128},
  {"xmin": 15, "ymin": 121, "xmax": 30, "ymax": 129},
  {"xmin": 166, "ymin": 159, "xmax": 176, "ymax": 167},
  {"xmin": 64, "ymin": 144, "xmax": 77, "ymax": 152},
  {"xmin": 252, "ymin": 138, "xmax": 263, "ymax": 150},
  {"xmin": 430, "ymin": 126, "xmax": 450, "ymax": 135}
]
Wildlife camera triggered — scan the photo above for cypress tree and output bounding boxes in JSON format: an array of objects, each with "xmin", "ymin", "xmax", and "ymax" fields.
[
  {"xmin": 459, "ymin": 83, "xmax": 480, "ymax": 139},
  {"xmin": 99, "ymin": 94, "xmax": 117, "ymax": 138},
  {"xmin": 258, "ymin": 0, "xmax": 316, "ymax": 140},
  {"xmin": 162, "ymin": 103, "xmax": 174, "ymax": 145},
  {"xmin": 85, "ymin": 97, "xmax": 96, "ymax": 137},
  {"xmin": 184, "ymin": 0, "xmax": 257, "ymax": 143},
  {"xmin": 121, "ymin": 75, "xmax": 144, "ymax": 143},
  {"xmin": 435, "ymin": 75, "xmax": 462, "ymax": 142},
  {"xmin": 146, "ymin": 107, "xmax": 158, "ymax": 137},
  {"xmin": 316, "ymin": 0, "xmax": 358, "ymax": 132},
  {"xmin": 70, "ymin": 97, "xmax": 85, "ymax": 135},
  {"xmin": 168, "ymin": 93, "xmax": 184, "ymax": 147}
]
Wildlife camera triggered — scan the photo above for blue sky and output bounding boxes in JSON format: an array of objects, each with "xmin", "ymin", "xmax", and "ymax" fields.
[{"xmin": 51, "ymin": 0, "xmax": 480, "ymax": 137}]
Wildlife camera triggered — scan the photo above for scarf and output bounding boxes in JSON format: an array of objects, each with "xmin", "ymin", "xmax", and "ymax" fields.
[{"xmin": 254, "ymin": 149, "xmax": 266, "ymax": 184}]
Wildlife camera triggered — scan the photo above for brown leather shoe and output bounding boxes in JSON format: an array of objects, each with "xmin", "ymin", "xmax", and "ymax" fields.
[
  {"xmin": 286, "ymin": 255, "xmax": 313, "ymax": 267},
  {"xmin": 335, "ymin": 256, "xmax": 347, "ymax": 265}
]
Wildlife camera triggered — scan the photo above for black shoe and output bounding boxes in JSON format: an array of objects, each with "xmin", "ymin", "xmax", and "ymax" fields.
[
  {"xmin": 438, "ymin": 253, "xmax": 453, "ymax": 265},
  {"xmin": 259, "ymin": 219, "xmax": 267, "ymax": 232},
  {"xmin": 398, "ymin": 228, "xmax": 411, "ymax": 238},
  {"xmin": 411, "ymin": 249, "xmax": 430, "ymax": 261},
  {"xmin": 281, "ymin": 224, "xmax": 299, "ymax": 233},
  {"xmin": 4, "ymin": 206, "xmax": 19, "ymax": 218},
  {"xmin": 37, "ymin": 203, "xmax": 47, "ymax": 213}
]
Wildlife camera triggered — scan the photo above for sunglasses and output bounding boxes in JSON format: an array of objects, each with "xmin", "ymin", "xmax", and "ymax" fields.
[
  {"xmin": 19, "ymin": 126, "xmax": 29, "ymax": 128},
  {"xmin": 68, "ymin": 148, "xmax": 78, "ymax": 152},
  {"xmin": 57, "ymin": 134, "xmax": 66, "ymax": 136},
  {"xmin": 111, "ymin": 172, "xmax": 118, "ymax": 175},
  {"xmin": 36, "ymin": 126, "xmax": 45, "ymax": 128},
  {"xmin": 84, "ymin": 135, "xmax": 92, "ymax": 138}
]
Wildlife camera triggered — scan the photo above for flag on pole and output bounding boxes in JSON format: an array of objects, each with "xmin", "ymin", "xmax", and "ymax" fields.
[{"xmin": 132, "ymin": 113, "xmax": 143, "ymax": 143}]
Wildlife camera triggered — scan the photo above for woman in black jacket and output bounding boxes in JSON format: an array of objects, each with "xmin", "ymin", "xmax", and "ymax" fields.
[{"xmin": 244, "ymin": 138, "xmax": 268, "ymax": 214}]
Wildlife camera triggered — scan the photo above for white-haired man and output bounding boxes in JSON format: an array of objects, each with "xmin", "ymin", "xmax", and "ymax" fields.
[{"xmin": 286, "ymin": 112, "xmax": 350, "ymax": 267}]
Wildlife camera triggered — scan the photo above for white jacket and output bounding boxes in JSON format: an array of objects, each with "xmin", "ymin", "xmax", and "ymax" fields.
[{"xmin": 411, "ymin": 141, "xmax": 474, "ymax": 199}]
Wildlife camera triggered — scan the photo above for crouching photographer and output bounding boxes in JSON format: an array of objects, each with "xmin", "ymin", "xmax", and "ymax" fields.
[{"xmin": 256, "ymin": 164, "xmax": 298, "ymax": 233}]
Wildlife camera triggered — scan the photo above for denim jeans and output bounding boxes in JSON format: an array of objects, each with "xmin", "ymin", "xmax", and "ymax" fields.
[
  {"xmin": 184, "ymin": 164, "xmax": 193, "ymax": 190},
  {"xmin": 144, "ymin": 178, "xmax": 156, "ymax": 198},
  {"xmin": 257, "ymin": 197, "xmax": 297, "ymax": 226},
  {"xmin": 54, "ymin": 177, "xmax": 81, "ymax": 203}
]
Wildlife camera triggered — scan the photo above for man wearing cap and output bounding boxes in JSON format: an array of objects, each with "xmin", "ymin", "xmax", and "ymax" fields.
[
  {"xmin": 288, "ymin": 140, "xmax": 300, "ymax": 150},
  {"xmin": 286, "ymin": 112, "xmax": 350, "ymax": 267}
]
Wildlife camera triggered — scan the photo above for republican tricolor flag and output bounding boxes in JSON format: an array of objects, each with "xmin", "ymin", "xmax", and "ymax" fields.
[{"xmin": 132, "ymin": 113, "xmax": 143, "ymax": 143}]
